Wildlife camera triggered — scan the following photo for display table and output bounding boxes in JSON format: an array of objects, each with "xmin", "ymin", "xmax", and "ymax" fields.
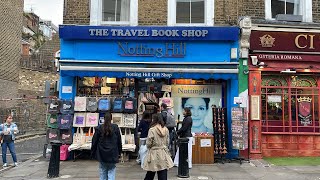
[{"xmin": 192, "ymin": 135, "xmax": 214, "ymax": 164}]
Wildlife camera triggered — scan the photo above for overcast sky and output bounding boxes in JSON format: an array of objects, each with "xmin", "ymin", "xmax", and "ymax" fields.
[{"xmin": 24, "ymin": 0, "xmax": 64, "ymax": 26}]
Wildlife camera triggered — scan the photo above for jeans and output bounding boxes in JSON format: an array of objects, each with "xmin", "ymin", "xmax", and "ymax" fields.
[
  {"xmin": 1, "ymin": 141, "xmax": 17, "ymax": 164},
  {"xmin": 144, "ymin": 169, "xmax": 168, "ymax": 180},
  {"xmin": 99, "ymin": 162, "xmax": 116, "ymax": 180}
]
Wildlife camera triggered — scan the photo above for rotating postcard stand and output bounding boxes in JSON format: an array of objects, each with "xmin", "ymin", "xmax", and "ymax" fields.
[{"xmin": 231, "ymin": 103, "xmax": 249, "ymax": 164}]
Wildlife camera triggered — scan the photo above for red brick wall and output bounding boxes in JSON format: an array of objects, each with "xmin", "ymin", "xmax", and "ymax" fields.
[{"xmin": 262, "ymin": 134, "xmax": 320, "ymax": 157}]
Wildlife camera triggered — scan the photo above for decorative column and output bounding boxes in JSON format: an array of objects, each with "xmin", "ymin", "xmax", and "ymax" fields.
[
  {"xmin": 248, "ymin": 71, "xmax": 262, "ymax": 159},
  {"xmin": 238, "ymin": 17, "xmax": 251, "ymax": 159}
]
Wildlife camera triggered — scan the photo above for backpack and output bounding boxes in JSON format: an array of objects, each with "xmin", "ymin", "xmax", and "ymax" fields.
[
  {"xmin": 163, "ymin": 111, "xmax": 176, "ymax": 128},
  {"xmin": 98, "ymin": 98, "xmax": 111, "ymax": 111},
  {"xmin": 113, "ymin": 97, "xmax": 124, "ymax": 113}
]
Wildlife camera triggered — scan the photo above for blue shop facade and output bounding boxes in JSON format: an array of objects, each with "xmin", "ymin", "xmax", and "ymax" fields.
[{"xmin": 59, "ymin": 25, "xmax": 240, "ymax": 160}]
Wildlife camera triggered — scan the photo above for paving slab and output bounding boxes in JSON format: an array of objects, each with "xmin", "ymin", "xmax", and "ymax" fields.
[{"xmin": 1, "ymin": 157, "xmax": 320, "ymax": 180}]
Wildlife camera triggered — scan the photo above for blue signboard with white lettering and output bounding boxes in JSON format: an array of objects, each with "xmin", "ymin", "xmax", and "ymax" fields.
[
  {"xmin": 59, "ymin": 25, "xmax": 239, "ymax": 41},
  {"xmin": 59, "ymin": 25, "xmax": 240, "ymax": 159}
]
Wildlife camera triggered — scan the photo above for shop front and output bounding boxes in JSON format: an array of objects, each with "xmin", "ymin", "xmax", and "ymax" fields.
[
  {"xmin": 58, "ymin": 25, "xmax": 240, "ymax": 161},
  {"xmin": 249, "ymin": 30, "xmax": 320, "ymax": 158}
]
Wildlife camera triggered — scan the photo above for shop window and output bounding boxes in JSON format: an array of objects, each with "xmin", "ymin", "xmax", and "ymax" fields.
[
  {"xmin": 261, "ymin": 74, "xmax": 319, "ymax": 134},
  {"xmin": 90, "ymin": 0, "xmax": 138, "ymax": 26},
  {"xmin": 265, "ymin": 0, "xmax": 312, "ymax": 22},
  {"xmin": 167, "ymin": 0, "xmax": 214, "ymax": 26}
]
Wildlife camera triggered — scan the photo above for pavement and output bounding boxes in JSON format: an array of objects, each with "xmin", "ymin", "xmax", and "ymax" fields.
[
  {"xmin": 0, "ymin": 134, "xmax": 46, "ymax": 166},
  {"xmin": 0, "ymin": 134, "xmax": 320, "ymax": 180},
  {"xmin": 0, "ymin": 156, "xmax": 320, "ymax": 180}
]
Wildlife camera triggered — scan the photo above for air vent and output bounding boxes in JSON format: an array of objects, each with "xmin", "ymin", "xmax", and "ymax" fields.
[{"xmin": 275, "ymin": 14, "xmax": 303, "ymax": 22}]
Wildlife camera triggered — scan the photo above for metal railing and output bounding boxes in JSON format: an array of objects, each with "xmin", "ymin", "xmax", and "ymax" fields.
[{"xmin": 20, "ymin": 55, "xmax": 57, "ymax": 73}]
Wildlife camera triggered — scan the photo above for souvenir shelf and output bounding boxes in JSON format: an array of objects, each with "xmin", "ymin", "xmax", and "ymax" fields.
[{"xmin": 212, "ymin": 107, "xmax": 228, "ymax": 164}]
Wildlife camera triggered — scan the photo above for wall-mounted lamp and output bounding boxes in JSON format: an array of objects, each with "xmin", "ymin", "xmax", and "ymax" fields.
[
  {"xmin": 281, "ymin": 68, "xmax": 296, "ymax": 73},
  {"xmin": 251, "ymin": 56, "xmax": 258, "ymax": 66}
]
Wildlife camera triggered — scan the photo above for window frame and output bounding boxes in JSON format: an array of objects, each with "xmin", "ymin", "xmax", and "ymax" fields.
[
  {"xmin": 265, "ymin": 0, "xmax": 312, "ymax": 22},
  {"xmin": 168, "ymin": 0, "xmax": 214, "ymax": 26},
  {"xmin": 90, "ymin": 0, "xmax": 138, "ymax": 26},
  {"xmin": 261, "ymin": 74, "xmax": 320, "ymax": 134}
]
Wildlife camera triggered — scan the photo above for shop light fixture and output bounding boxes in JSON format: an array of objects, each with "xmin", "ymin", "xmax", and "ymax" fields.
[
  {"xmin": 281, "ymin": 69, "xmax": 296, "ymax": 73},
  {"xmin": 250, "ymin": 56, "xmax": 258, "ymax": 66}
]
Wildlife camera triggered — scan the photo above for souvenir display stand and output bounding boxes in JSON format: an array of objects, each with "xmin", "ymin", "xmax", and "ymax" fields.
[
  {"xmin": 68, "ymin": 77, "xmax": 139, "ymax": 162},
  {"xmin": 46, "ymin": 99, "xmax": 74, "ymax": 161},
  {"xmin": 231, "ymin": 107, "xmax": 249, "ymax": 164},
  {"xmin": 212, "ymin": 108, "xmax": 228, "ymax": 164}
]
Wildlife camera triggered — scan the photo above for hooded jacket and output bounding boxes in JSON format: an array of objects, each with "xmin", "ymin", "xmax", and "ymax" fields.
[
  {"xmin": 91, "ymin": 124, "xmax": 122, "ymax": 164},
  {"xmin": 142, "ymin": 124, "xmax": 174, "ymax": 172}
]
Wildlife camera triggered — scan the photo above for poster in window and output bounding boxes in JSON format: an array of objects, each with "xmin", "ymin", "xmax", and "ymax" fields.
[
  {"xmin": 171, "ymin": 85, "xmax": 222, "ymax": 133},
  {"xmin": 250, "ymin": 95, "xmax": 260, "ymax": 120}
]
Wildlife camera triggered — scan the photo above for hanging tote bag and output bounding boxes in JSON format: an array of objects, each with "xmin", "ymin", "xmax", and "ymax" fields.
[
  {"xmin": 60, "ymin": 144, "xmax": 70, "ymax": 161},
  {"xmin": 113, "ymin": 97, "xmax": 124, "ymax": 113},
  {"xmin": 60, "ymin": 129, "xmax": 73, "ymax": 144},
  {"xmin": 123, "ymin": 114, "xmax": 137, "ymax": 128},
  {"xmin": 98, "ymin": 98, "xmax": 111, "ymax": 111},
  {"xmin": 46, "ymin": 128, "xmax": 59, "ymax": 143},
  {"xmin": 73, "ymin": 127, "xmax": 85, "ymax": 145},
  {"xmin": 59, "ymin": 100, "xmax": 74, "ymax": 114},
  {"xmin": 74, "ymin": 97, "xmax": 87, "ymax": 112},
  {"xmin": 47, "ymin": 114, "xmax": 58, "ymax": 129},
  {"xmin": 111, "ymin": 113, "xmax": 123, "ymax": 127},
  {"xmin": 85, "ymin": 127, "xmax": 95, "ymax": 144},
  {"xmin": 86, "ymin": 113, "xmax": 99, "ymax": 127},
  {"xmin": 124, "ymin": 128, "xmax": 135, "ymax": 144},
  {"xmin": 58, "ymin": 114, "xmax": 73, "ymax": 130},
  {"xmin": 73, "ymin": 113, "xmax": 86, "ymax": 127},
  {"xmin": 159, "ymin": 92, "xmax": 174, "ymax": 108},
  {"xmin": 48, "ymin": 99, "xmax": 60, "ymax": 114},
  {"xmin": 86, "ymin": 97, "xmax": 98, "ymax": 112},
  {"xmin": 123, "ymin": 97, "xmax": 137, "ymax": 113}
]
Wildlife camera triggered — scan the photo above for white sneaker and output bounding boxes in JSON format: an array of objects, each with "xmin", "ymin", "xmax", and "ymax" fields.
[
  {"xmin": 14, "ymin": 162, "xmax": 18, "ymax": 167},
  {"xmin": 3, "ymin": 163, "xmax": 7, "ymax": 167}
]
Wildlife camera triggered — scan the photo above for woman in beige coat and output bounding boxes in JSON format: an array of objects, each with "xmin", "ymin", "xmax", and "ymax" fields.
[{"xmin": 143, "ymin": 113, "xmax": 174, "ymax": 180}]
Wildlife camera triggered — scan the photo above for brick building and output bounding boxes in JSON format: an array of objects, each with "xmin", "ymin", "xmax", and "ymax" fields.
[
  {"xmin": 62, "ymin": 0, "xmax": 320, "ymax": 159},
  {"xmin": 0, "ymin": 0, "xmax": 23, "ymax": 108},
  {"xmin": 63, "ymin": 0, "xmax": 320, "ymax": 26}
]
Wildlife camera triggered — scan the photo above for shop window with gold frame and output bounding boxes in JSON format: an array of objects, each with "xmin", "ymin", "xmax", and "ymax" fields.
[{"xmin": 261, "ymin": 74, "xmax": 320, "ymax": 133}]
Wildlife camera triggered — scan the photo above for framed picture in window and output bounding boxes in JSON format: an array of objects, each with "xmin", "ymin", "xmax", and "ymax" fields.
[{"xmin": 251, "ymin": 95, "xmax": 260, "ymax": 120}]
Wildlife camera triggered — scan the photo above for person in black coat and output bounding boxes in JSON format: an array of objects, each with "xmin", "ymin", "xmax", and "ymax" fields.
[
  {"xmin": 174, "ymin": 107, "xmax": 193, "ymax": 168},
  {"xmin": 91, "ymin": 113, "xmax": 122, "ymax": 180},
  {"xmin": 138, "ymin": 112, "xmax": 152, "ymax": 139}
]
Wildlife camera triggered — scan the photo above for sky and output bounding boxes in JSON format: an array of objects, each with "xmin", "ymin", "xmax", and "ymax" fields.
[{"xmin": 24, "ymin": 0, "xmax": 64, "ymax": 26}]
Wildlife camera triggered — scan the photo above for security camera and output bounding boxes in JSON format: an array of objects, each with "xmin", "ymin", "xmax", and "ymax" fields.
[{"xmin": 251, "ymin": 56, "xmax": 258, "ymax": 66}]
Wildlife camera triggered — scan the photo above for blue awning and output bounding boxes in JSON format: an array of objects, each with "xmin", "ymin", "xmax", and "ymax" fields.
[
  {"xmin": 59, "ymin": 62, "xmax": 238, "ymax": 80},
  {"xmin": 60, "ymin": 70, "xmax": 237, "ymax": 80}
]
